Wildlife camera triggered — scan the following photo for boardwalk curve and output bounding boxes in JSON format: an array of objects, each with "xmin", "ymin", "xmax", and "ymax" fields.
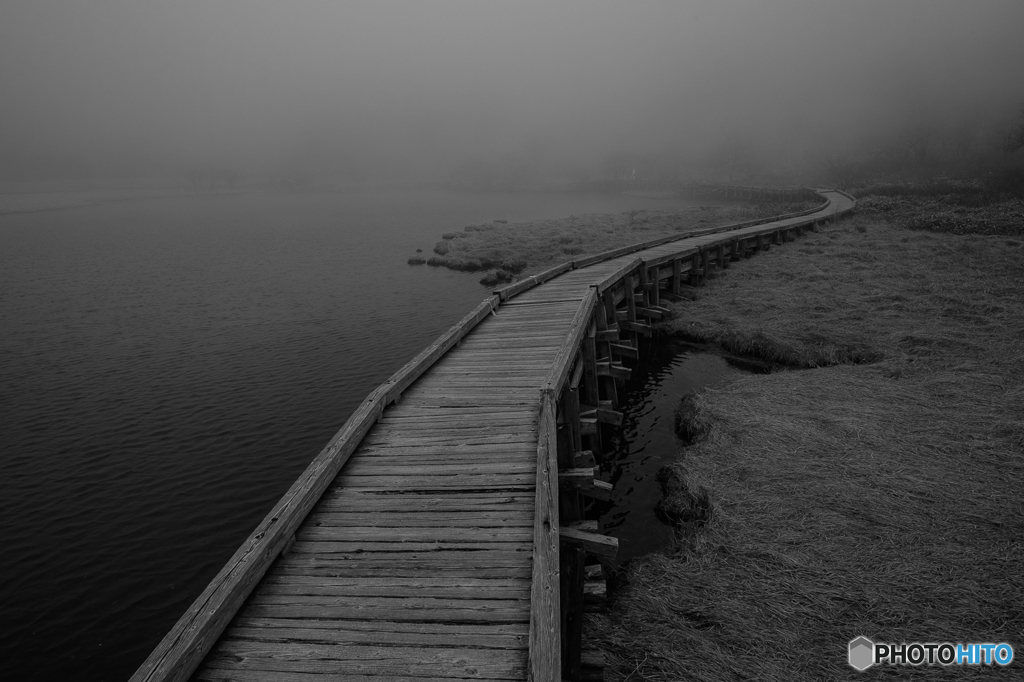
[{"xmin": 132, "ymin": 188, "xmax": 856, "ymax": 682}]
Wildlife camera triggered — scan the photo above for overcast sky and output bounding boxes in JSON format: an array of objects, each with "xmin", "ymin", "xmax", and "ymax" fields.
[{"xmin": 1, "ymin": 0, "xmax": 1022, "ymax": 181}]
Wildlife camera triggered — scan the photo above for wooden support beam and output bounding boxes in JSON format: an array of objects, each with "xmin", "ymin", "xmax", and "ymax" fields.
[
  {"xmin": 619, "ymin": 320, "xmax": 652, "ymax": 336},
  {"xmin": 558, "ymin": 390, "xmax": 583, "ymax": 525},
  {"xmin": 730, "ymin": 239, "xmax": 741, "ymax": 261},
  {"xmin": 636, "ymin": 307, "xmax": 665, "ymax": 320},
  {"xmin": 558, "ymin": 469, "xmax": 612, "ymax": 502},
  {"xmin": 560, "ymin": 545, "xmax": 585, "ymax": 680},
  {"xmin": 580, "ymin": 417, "xmax": 597, "ymax": 436},
  {"xmin": 581, "ymin": 335, "xmax": 600, "ymax": 409},
  {"xmin": 688, "ymin": 252, "xmax": 701, "ymax": 286},
  {"xmin": 624, "ymin": 274, "xmax": 637, "ymax": 322},
  {"xmin": 637, "ymin": 265, "xmax": 650, "ymax": 309},
  {"xmin": 671, "ymin": 258, "xmax": 682, "ymax": 295},
  {"xmin": 561, "ymin": 526, "xmax": 619, "ymax": 561},
  {"xmin": 596, "ymin": 361, "xmax": 631, "ymax": 381},
  {"xmin": 581, "ymin": 407, "xmax": 623, "ymax": 427},
  {"xmin": 649, "ymin": 266, "xmax": 661, "ymax": 307},
  {"xmin": 574, "ymin": 450, "xmax": 596, "ymax": 468},
  {"xmin": 583, "ymin": 580, "xmax": 607, "ymax": 613},
  {"xmin": 569, "ymin": 358, "xmax": 584, "ymax": 390},
  {"xmin": 595, "ymin": 329, "xmax": 619, "ymax": 343},
  {"xmin": 609, "ymin": 343, "xmax": 638, "ymax": 360}
]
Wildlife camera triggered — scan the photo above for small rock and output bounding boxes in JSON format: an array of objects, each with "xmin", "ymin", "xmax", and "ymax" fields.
[{"xmin": 433, "ymin": 240, "xmax": 451, "ymax": 255}]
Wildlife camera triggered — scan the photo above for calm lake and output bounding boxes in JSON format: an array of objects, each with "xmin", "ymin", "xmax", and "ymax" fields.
[{"xmin": 0, "ymin": 187, "xmax": 706, "ymax": 680}]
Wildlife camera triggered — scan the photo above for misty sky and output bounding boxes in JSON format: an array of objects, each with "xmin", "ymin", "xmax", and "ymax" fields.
[{"xmin": 1, "ymin": 0, "xmax": 1022, "ymax": 181}]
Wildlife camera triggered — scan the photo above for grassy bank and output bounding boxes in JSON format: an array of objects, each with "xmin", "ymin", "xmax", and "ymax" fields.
[
  {"xmin": 410, "ymin": 199, "xmax": 817, "ymax": 286},
  {"xmin": 588, "ymin": 209, "xmax": 1024, "ymax": 679}
]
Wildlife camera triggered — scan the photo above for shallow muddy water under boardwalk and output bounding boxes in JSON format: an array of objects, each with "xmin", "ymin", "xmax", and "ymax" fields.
[{"xmin": 596, "ymin": 339, "xmax": 765, "ymax": 564}]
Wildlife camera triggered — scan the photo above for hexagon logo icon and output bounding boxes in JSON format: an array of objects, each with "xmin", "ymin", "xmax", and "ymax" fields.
[{"xmin": 849, "ymin": 636, "xmax": 874, "ymax": 671}]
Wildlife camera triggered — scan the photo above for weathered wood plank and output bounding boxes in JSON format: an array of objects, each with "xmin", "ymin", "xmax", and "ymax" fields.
[
  {"xmin": 304, "ymin": 512, "xmax": 533, "ymax": 528},
  {"xmin": 201, "ymin": 641, "xmax": 527, "ymax": 678}
]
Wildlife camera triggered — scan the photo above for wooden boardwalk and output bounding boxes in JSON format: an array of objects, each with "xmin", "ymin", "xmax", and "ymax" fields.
[{"xmin": 133, "ymin": 189, "xmax": 855, "ymax": 682}]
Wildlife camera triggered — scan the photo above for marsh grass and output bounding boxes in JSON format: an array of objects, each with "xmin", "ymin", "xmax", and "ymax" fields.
[
  {"xmin": 416, "ymin": 200, "xmax": 816, "ymax": 284},
  {"xmin": 587, "ymin": 213, "xmax": 1024, "ymax": 680}
]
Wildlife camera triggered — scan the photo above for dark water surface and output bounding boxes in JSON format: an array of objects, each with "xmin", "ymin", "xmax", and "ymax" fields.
[
  {"xmin": 598, "ymin": 340, "xmax": 762, "ymax": 564},
  {"xmin": 0, "ymin": 187, "xmax": 703, "ymax": 681}
]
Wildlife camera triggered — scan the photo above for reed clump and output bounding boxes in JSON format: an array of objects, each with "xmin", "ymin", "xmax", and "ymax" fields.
[{"xmin": 588, "ymin": 212, "xmax": 1024, "ymax": 680}]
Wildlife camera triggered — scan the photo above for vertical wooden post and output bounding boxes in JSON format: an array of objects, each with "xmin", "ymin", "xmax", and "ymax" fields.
[
  {"xmin": 671, "ymin": 258, "xmax": 682, "ymax": 295},
  {"xmin": 594, "ymin": 298, "xmax": 618, "ymax": 409},
  {"xmin": 581, "ymin": 336, "xmax": 599, "ymax": 409},
  {"xmin": 581, "ymin": 329, "xmax": 602, "ymax": 461},
  {"xmin": 602, "ymin": 290, "xmax": 616, "ymax": 332},
  {"xmin": 688, "ymin": 252, "xmax": 701, "ymax": 287},
  {"xmin": 649, "ymin": 266, "xmax": 661, "ymax": 307},
  {"xmin": 557, "ymin": 387, "xmax": 585, "ymax": 681},
  {"xmin": 624, "ymin": 275, "xmax": 637, "ymax": 322},
  {"xmin": 560, "ymin": 545, "xmax": 585, "ymax": 680},
  {"xmin": 701, "ymin": 249, "xmax": 711, "ymax": 283},
  {"xmin": 636, "ymin": 266, "xmax": 650, "ymax": 310}
]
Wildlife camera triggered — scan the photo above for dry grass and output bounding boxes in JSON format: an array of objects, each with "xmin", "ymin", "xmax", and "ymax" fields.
[
  {"xmin": 413, "ymin": 200, "xmax": 817, "ymax": 285},
  {"xmin": 587, "ymin": 213, "xmax": 1024, "ymax": 679}
]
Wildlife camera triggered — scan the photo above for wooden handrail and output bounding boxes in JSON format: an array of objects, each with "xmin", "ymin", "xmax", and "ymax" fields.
[
  {"xmin": 527, "ymin": 391, "xmax": 560, "ymax": 682},
  {"xmin": 543, "ymin": 288, "xmax": 598, "ymax": 396}
]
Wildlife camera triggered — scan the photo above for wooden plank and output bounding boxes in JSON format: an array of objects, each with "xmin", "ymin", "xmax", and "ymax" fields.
[
  {"xmin": 381, "ymin": 296, "xmax": 499, "ymax": 404},
  {"xmin": 591, "ymin": 257, "xmax": 642, "ymax": 295},
  {"xmin": 226, "ymin": 619, "xmax": 528, "ymax": 649},
  {"xmin": 305, "ymin": 511, "xmax": 532, "ymax": 526},
  {"xmin": 200, "ymin": 641, "xmax": 526, "ymax": 678},
  {"xmin": 295, "ymin": 527, "xmax": 533, "ymax": 543}
]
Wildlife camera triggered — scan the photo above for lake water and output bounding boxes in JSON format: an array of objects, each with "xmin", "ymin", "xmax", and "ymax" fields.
[
  {"xmin": 597, "ymin": 340, "xmax": 764, "ymax": 564},
  {"xmin": 0, "ymin": 187, "xmax": 707, "ymax": 681}
]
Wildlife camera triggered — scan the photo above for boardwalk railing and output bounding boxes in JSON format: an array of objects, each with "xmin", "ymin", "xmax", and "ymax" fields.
[{"xmin": 132, "ymin": 187, "xmax": 855, "ymax": 682}]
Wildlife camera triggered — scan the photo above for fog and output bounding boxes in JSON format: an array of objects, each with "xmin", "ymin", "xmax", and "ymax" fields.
[{"xmin": 2, "ymin": 0, "xmax": 1022, "ymax": 185}]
